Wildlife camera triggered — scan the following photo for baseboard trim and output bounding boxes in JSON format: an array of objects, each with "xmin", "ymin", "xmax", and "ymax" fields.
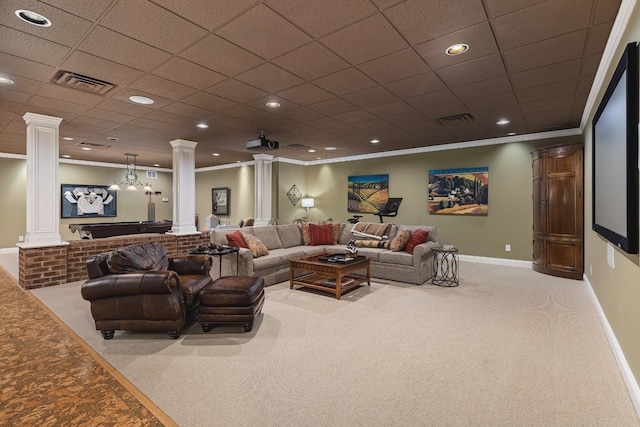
[
  {"xmin": 583, "ymin": 274, "xmax": 640, "ymax": 417},
  {"xmin": 459, "ymin": 254, "xmax": 531, "ymax": 268}
]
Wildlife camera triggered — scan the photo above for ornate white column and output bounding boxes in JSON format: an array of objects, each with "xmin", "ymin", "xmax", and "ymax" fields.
[
  {"xmin": 20, "ymin": 113, "xmax": 66, "ymax": 247},
  {"xmin": 170, "ymin": 139, "xmax": 198, "ymax": 235},
  {"xmin": 253, "ymin": 153, "xmax": 273, "ymax": 226}
]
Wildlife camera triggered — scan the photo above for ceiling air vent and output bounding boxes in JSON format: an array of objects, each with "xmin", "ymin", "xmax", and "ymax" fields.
[
  {"xmin": 285, "ymin": 143, "xmax": 310, "ymax": 150},
  {"xmin": 52, "ymin": 71, "xmax": 116, "ymax": 95},
  {"xmin": 78, "ymin": 142, "xmax": 110, "ymax": 149},
  {"xmin": 436, "ymin": 113, "xmax": 475, "ymax": 126}
]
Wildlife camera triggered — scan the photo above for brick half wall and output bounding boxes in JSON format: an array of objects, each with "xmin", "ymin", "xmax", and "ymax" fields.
[{"xmin": 18, "ymin": 232, "xmax": 212, "ymax": 290}]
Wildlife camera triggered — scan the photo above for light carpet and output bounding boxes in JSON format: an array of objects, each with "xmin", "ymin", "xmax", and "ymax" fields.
[{"xmin": 31, "ymin": 262, "xmax": 640, "ymax": 426}]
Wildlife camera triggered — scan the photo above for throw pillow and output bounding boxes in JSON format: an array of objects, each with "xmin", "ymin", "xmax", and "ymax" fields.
[
  {"xmin": 309, "ymin": 223, "xmax": 334, "ymax": 245},
  {"xmin": 107, "ymin": 242, "xmax": 169, "ymax": 273},
  {"xmin": 242, "ymin": 217, "xmax": 254, "ymax": 227},
  {"xmin": 352, "ymin": 222, "xmax": 392, "ymax": 239},
  {"xmin": 301, "ymin": 222, "xmax": 312, "ymax": 245},
  {"xmin": 226, "ymin": 230, "xmax": 247, "ymax": 248},
  {"xmin": 404, "ymin": 229, "xmax": 429, "ymax": 254},
  {"xmin": 324, "ymin": 221, "xmax": 341, "ymax": 244},
  {"xmin": 390, "ymin": 229, "xmax": 412, "ymax": 252},
  {"xmin": 354, "ymin": 239, "xmax": 390, "ymax": 249},
  {"xmin": 241, "ymin": 232, "xmax": 269, "ymax": 258}
]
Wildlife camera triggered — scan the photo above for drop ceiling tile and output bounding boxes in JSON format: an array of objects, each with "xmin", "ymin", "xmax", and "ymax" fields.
[
  {"xmin": 39, "ymin": 0, "xmax": 113, "ymax": 20},
  {"xmin": 111, "ymin": 87, "xmax": 173, "ymax": 109},
  {"xmin": 78, "ymin": 26, "xmax": 172, "ymax": 72},
  {"xmin": 503, "ymin": 30, "xmax": 587, "ymax": 74},
  {"xmin": 353, "ymin": 118, "xmax": 393, "ymax": 131},
  {"xmin": 245, "ymin": 96, "xmax": 299, "ymax": 113},
  {"xmin": 343, "ymin": 86, "xmax": 397, "ymax": 108},
  {"xmin": 277, "ymin": 83, "xmax": 334, "ymax": 106},
  {"xmin": 463, "ymin": 91, "xmax": 518, "ymax": 111},
  {"xmin": 160, "ymin": 102, "xmax": 212, "ymax": 119},
  {"xmin": 581, "ymin": 53, "xmax": 603, "ymax": 77},
  {"xmin": 181, "ymin": 91, "xmax": 237, "ymax": 112},
  {"xmin": 585, "ymin": 22, "xmax": 615, "ymax": 55},
  {"xmin": 142, "ymin": 110, "xmax": 192, "ymax": 125},
  {"xmin": 272, "ymin": 42, "xmax": 350, "ymax": 81},
  {"xmin": 222, "ymin": 104, "xmax": 270, "ymax": 122},
  {"xmin": 37, "ymin": 83, "xmax": 105, "ymax": 107},
  {"xmin": 0, "ymin": 53, "xmax": 54, "ymax": 81},
  {"xmin": 83, "ymin": 107, "xmax": 134, "ymax": 123},
  {"xmin": 308, "ymin": 97, "xmax": 358, "ymax": 116},
  {"xmin": 0, "ymin": 99, "xmax": 23, "ymax": 114},
  {"xmin": 306, "ymin": 116, "xmax": 347, "ymax": 130},
  {"xmin": 278, "ymin": 107, "xmax": 324, "ymax": 122},
  {"xmin": 321, "ymin": 14, "xmax": 408, "ymax": 65},
  {"xmin": 511, "ymin": 59, "xmax": 582, "ymax": 90},
  {"xmin": 367, "ymin": 100, "xmax": 415, "ymax": 118},
  {"xmin": 578, "ymin": 75, "xmax": 595, "ymax": 93},
  {"xmin": 181, "ymin": 34, "xmax": 264, "ymax": 77},
  {"xmin": 452, "ymin": 75, "xmax": 512, "ymax": 101},
  {"xmin": 70, "ymin": 114, "xmax": 120, "ymax": 129},
  {"xmin": 332, "ymin": 109, "xmax": 378, "ymax": 124},
  {"xmin": 436, "ymin": 54, "xmax": 506, "ymax": 87},
  {"xmin": 265, "ymin": 0, "xmax": 377, "ymax": 38},
  {"xmin": 420, "ymin": 103, "xmax": 470, "ymax": 121},
  {"xmin": 60, "ymin": 51, "xmax": 145, "ymax": 86},
  {"xmin": 206, "ymin": 79, "xmax": 268, "ymax": 103},
  {"xmin": 492, "ymin": 1, "xmax": 592, "ymax": 50},
  {"xmin": 313, "ymin": 68, "xmax": 377, "ymax": 96},
  {"xmin": 1, "ymin": 0, "xmax": 92, "ymax": 47},
  {"xmin": 520, "ymin": 95, "xmax": 575, "ymax": 114},
  {"xmin": 0, "ymin": 26, "xmax": 70, "ymax": 67},
  {"xmin": 384, "ymin": 0, "xmax": 487, "ymax": 44},
  {"xmin": 151, "ymin": 58, "xmax": 226, "ymax": 90},
  {"xmin": 524, "ymin": 108, "xmax": 573, "ymax": 131},
  {"xmin": 359, "ymin": 49, "xmax": 431, "ymax": 84},
  {"xmin": 95, "ymin": 98, "xmax": 154, "ymax": 116},
  {"xmin": 416, "ymin": 23, "xmax": 498, "ymax": 70},
  {"xmin": 516, "ymin": 80, "xmax": 578, "ymax": 104},
  {"xmin": 129, "ymin": 75, "xmax": 198, "ymax": 100},
  {"xmin": 483, "ymin": 0, "xmax": 547, "ymax": 18},
  {"xmin": 235, "ymin": 63, "xmax": 304, "ymax": 93},
  {"xmin": 216, "ymin": 4, "xmax": 312, "ymax": 60},
  {"xmin": 385, "ymin": 72, "xmax": 446, "ymax": 98},
  {"xmin": 0, "ymin": 75, "xmax": 40, "ymax": 95},
  {"xmin": 149, "ymin": 0, "xmax": 256, "ymax": 31},
  {"xmin": 594, "ymin": 0, "xmax": 622, "ymax": 24},
  {"xmin": 100, "ymin": 0, "xmax": 207, "ymax": 54}
]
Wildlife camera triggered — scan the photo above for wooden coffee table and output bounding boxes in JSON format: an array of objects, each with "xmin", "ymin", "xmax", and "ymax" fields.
[{"xmin": 289, "ymin": 253, "xmax": 370, "ymax": 300}]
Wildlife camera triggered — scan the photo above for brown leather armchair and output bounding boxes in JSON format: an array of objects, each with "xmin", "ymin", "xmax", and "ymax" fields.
[{"xmin": 81, "ymin": 242, "xmax": 212, "ymax": 339}]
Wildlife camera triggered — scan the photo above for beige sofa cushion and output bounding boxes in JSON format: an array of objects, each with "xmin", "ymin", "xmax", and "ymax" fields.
[
  {"xmin": 252, "ymin": 225, "xmax": 282, "ymax": 250},
  {"xmin": 276, "ymin": 223, "xmax": 303, "ymax": 248}
]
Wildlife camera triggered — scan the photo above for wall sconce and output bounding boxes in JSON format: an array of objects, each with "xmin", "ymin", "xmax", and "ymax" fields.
[{"xmin": 301, "ymin": 197, "xmax": 314, "ymax": 221}]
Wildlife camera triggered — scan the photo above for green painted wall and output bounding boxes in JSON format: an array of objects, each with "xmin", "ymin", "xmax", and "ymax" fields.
[{"xmin": 0, "ymin": 157, "xmax": 27, "ymax": 248}]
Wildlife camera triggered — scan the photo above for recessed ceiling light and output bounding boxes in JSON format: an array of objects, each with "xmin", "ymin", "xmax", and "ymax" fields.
[
  {"xmin": 153, "ymin": 164, "xmax": 160, "ymax": 167},
  {"xmin": 107, "ymin": 136, "xmax": 120, "ymax": 141},
  {"xmin": 129, "ymin": 95, "xmax": 154, "ymax": 105},
  {"xmin": 62, "ymin": 136, "xmax": 74, "ymax": 141},
  {"xmin": 62, "ymin": 154, "xmax": 71, "ymax": 158},
  {"xmin": 325, "ymin": 146, "xmax": 337, "ymax": 151},
  {"xmin": 370, "ymin": 139, "xmax": 380, "ymax": 144},
  {"xmin": 15, "ymin": 10, "xmax": 51, "ymax": 27},
  {"xmin": 507, "ymin": 132, "xmax": 517, "ymax": 136},
  {"xmin": 496, "ymin": 119, "xmax": 510, "ymax": 125},
  {"xmin": 212, "ymin": 153, "xmax": 220, "ymax": 156},
  {"xmin": 445, "ymin": 43, "xmax": 469, "ymax": 56},
  {"xmin": 81, "ymin": 147, "xmax": 92, "ymax": 151},
  {"xmin": 266, "ymin": 102, "xmax": 281, "ymax": 108},
  {"xmin": 308, "ymin": 149, "xmax": 316, "ymax": 153},
  {"xmin": 0, "ymin": 77, "xmax": 15, "ymax": 85},
  {"xmin": 196, "ymin": 123, "xmax": 209, "ymax": 129}
]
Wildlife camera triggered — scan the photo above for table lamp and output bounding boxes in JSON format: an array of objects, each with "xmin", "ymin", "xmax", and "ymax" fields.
[{"xmin": 301, "ymin": 197, "xmax": 314, "ymax": 221}]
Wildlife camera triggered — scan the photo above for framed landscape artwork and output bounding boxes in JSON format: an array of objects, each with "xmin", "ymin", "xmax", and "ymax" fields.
[
  {"xmin": 61, "ymin": 184, "xmax": 117, "ymax": 218},
  {"xmin": 428, "ymin": 167, "xmax": 489, "ymax": 215},
  {"xmin": 348, "ymin": 174, "xmax": 389, "ymax": 213},
  {"xmin": 212, "ymin": 187, "xmax": 230, "ymax": 215}
]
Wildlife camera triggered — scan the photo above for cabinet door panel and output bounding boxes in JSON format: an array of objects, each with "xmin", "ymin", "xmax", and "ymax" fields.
[{"xmin": 547, "ymin": 176, "xmax": 578, "ymax": 237}]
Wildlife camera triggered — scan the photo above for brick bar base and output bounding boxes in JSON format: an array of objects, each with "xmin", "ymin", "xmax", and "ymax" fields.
[{"xmin": 18, "ymin": 232, "xmax": 211, "ymax": 290}]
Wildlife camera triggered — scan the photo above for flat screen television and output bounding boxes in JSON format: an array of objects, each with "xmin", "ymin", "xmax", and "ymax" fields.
[{"xmin": 592, "ymin": 42, "xmax": 639, "ymax": 254}]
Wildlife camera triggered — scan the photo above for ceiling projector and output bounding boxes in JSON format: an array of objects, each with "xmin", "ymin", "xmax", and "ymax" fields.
[{"xmin": 246, "ymin": 131, "xmax": 279, "ymax": 150}]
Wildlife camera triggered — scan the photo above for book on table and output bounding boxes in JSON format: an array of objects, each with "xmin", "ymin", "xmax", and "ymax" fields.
[{"xmin": 323, "ymin": 277, "xmax": 354, "ymax": 286}]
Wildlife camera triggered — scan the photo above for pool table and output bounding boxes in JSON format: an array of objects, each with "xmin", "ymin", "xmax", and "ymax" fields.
[{"xmin": 69, "ymin": 220, "xmax": 173, "ymax": 239}]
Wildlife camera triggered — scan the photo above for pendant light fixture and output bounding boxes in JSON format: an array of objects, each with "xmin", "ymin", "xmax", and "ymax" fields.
[{"xmin": 109, "ymin": 153, "xmax": 152, "ymax": 192}]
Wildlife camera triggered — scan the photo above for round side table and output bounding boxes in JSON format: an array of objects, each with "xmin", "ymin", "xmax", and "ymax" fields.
[{"xmin": 431, "ymin": 247, "xmax": 459, "ymax": 287}]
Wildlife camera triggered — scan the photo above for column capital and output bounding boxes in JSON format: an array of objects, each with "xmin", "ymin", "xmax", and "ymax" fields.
[
  {"xmin": 23, "ymin": 112, "xmax": 63, "ymax": 127},
  {"xmin": 253, "ymin": 153, "xmax": 274, "ymax": 162},
  {"xmin": 170, "ymin": 139, "xmax": 198, "ymax": 149}
]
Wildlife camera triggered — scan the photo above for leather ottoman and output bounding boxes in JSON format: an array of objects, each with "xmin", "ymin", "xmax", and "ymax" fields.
[{"xmin": 198, "ymin": 276, "xmax": 265, "ymax": 332}]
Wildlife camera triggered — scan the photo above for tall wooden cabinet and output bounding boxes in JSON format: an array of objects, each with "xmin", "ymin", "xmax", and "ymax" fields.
[{"xmin": 532, "ymin": 143, "xmax": 583, "ymax": 279}]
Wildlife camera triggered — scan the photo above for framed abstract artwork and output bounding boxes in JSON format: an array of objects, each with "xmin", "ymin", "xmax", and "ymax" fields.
[
  {"xmin": 61, "ymin": 184, "xmax": 117, "ymax": 218},
  {"xmin": 348, "ymin": 174, "xmax": 389, "ymax": 213},
  {"xmin": 428, "ymin": 167, "xmax": 489, "ymax": 215}
]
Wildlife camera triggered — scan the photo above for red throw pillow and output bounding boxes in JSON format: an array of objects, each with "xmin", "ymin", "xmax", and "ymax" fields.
[
  {"xmin": 404, "ymin": 229, "xmax": 429, "ymax": 254},
  {"xmin": 309, "ymin": 223, "xmax": 334, "ymax": 245},
  {"xmin": 226, "ymin": 230, "xmax": 247, "ymax": 248}
]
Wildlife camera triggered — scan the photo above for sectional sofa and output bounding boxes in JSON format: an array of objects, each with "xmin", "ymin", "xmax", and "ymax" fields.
[{"xmin": 209, "ymin": 222, "xmax": 440, "ymax": 286}]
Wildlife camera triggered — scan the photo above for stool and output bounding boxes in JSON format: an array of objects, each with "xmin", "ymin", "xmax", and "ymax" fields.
[{"xmin": 198, "ymin": 276, "xmax": 265, "ymax": 332}]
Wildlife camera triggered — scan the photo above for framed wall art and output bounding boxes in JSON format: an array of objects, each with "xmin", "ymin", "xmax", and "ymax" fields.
[
  {"xmin": 348, "ymin": 174, "xmax": 389, "ymax": 213},
  {"xmin": 287, "ymin": 184, "xmax": 302, "ymax": 205},
  {"xmin": 61, "ymin": 184, "xmax": 117, "ymax": 218},
  {"xmin": 212, "ymin": 187, "xmax": 230, "ymax": 215},
  {"xmin": 428, "ymin": 167, "xmax": 489, "ymax": 215}
]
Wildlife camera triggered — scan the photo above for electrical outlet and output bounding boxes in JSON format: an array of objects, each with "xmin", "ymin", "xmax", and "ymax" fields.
[
  {"xmin": 505, "ymin": 244, "xmax": 511, "ymax": 252},
  {"xmin": 18, "ymin": 235, "xmax": 24, "ymax": 242},
  {"xmin": 590, "ymin": 264, "xmax": 593, "ymax": 275}
]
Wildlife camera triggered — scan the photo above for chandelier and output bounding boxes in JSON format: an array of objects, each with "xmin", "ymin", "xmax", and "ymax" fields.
[{"xmin": 109, "ymin": 153, "xmax": 152, "ymax": 192}]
